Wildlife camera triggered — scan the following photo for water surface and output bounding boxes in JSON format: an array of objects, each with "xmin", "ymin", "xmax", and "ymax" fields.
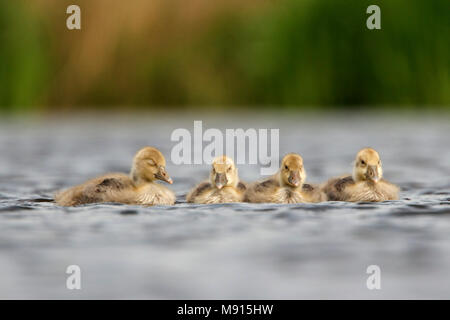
[{"xmin": 0, "ymin": 113, "xmax": 449, "ymax": 299}]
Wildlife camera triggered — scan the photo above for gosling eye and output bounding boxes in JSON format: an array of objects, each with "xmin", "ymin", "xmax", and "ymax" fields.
[
  {"xmin": 147, "ymin": 160, "xmax": 156, "ymax": 166},
  {"xmin": 227, "ymin": 167, "xmax": 232, "ymax": 172},
  {"xmin": 360, "ymin": 160, "xmax": 366, "ymax": 166},
  {"xmin": 284, "ymin": 165, "xmax": 288, "ymax": 170}
]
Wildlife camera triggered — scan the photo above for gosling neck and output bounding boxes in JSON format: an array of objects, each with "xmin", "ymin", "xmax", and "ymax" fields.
[
  {"xmin": 225, "ymin": 180, "xmax": 239, "ymax": 189},
  {"xmin": 130, "ymin": 167, "xmax": 154, "ymax": 187},
  {"xmin": 352, "ymin": 168, "xmax": 361, "ymax": 183},
  {"xmin": 212, "ymin": 177, "xmax": 239, "ymax": 189},
  {"xmin": 352, "ymin": 170, "xmax": 379, "ymax": 185}
]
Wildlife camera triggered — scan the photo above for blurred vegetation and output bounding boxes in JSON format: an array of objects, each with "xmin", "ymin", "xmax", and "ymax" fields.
[
  {"xmin": 0, "ymin": 2, "xmax": 50, "ymax": 112},
  {"xmin": 0, "ymin": 0, "xmax": 448, "ymax": 112}
]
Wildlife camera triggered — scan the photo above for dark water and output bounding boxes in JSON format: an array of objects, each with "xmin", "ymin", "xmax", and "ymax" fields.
[{"xmin": 0, "ymin": 113, "xmax": 449, "ymax": 299}]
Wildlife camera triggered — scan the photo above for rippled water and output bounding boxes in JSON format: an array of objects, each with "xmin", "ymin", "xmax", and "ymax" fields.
[{"xmin": 0, "ymin": 112, "xmax": 449, "ymax": 299}]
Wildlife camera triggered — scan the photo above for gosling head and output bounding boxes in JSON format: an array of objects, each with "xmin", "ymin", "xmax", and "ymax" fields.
[
  {"xmin": 279, "ymin": 153, "xmax": 306, "ymax": 188},
  {"xmin": 131, "ymin": 147, "xmax": 173, "ymax": 184},
  {"xmin": 210, "ymin": 155, "xmax": 238, "ymax": 190},
  {"xmin": 352, "ymin": 148, "xmax": 383, "ymax": 183}
]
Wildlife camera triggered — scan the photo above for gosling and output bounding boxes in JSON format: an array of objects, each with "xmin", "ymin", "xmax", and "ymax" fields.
[
  {"xmin": 322, "ymin": 148, "xmax": 399, "ymax": 202},
  {"xmin": 244, "ymin": 153, "xmax": 325, "ymax": 204},
  {"xmin": 55, "ymin": 147, "xmax": 176, "ymax": 206},
  {"xmin": 186, "ymin": 155, "xmax": 246, "ymax": 204}
]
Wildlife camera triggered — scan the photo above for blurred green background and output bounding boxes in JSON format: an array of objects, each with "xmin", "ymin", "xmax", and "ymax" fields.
[{"xmin": 0, "ymin": 0, "xmax": 448, "ymax": 112}]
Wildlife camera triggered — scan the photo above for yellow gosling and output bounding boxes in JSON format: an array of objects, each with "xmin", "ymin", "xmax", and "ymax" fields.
[
  {"xmin": 55, "ymin": 147, "xmax": 175, "ymax": 206},
  {"xmin": 322, "ymin": 148, "xmax": 399, "ymax": 202},
  {"xmin": 186, "ymin": 155, "xmax": 246, "ymax": 204},
  {"xmin": 245, "ymin": 153, "xmax": 326, "ymax": 204}
]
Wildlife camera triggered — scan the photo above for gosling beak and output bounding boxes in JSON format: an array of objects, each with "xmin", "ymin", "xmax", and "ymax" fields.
[
  {"xmin": 155, "ymin": 166, "xmax": 173, "ymax": 184},
  {"xmin": 288, "ymin": 171, "xmax": 300, "ymax": 187},
  {"xmin": 367, "ymin": 165, "xmax": 379, "ymax": 183},
  {"xmin": 215, "ymin": 173, "xmax": 227, "ymax": 189}
]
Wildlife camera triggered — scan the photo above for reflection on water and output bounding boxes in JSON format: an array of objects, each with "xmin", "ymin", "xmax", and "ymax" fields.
[{"xmin": 0, "ymin": 113, "xmax": 449, "ymax": 299}]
